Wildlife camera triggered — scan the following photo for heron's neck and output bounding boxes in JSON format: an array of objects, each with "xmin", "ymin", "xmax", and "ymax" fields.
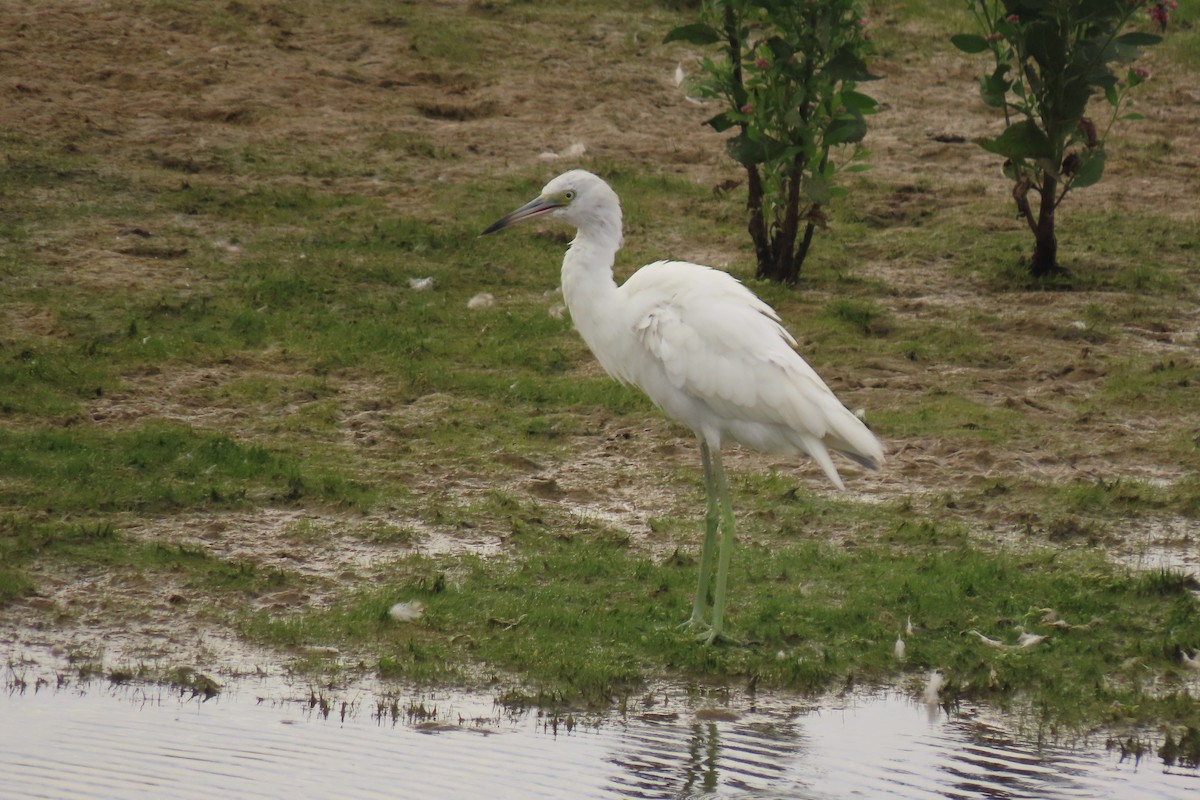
[
  {"xmin": 561, "ymin": 221, "xmax": 622, "ymax": 302},
  {"xmin": 560, "ymin": 221, "xmax": 622, "ymax": 351}
]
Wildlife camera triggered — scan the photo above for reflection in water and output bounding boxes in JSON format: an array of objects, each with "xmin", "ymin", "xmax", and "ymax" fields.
[
  {"xmin": 598, "ymin": 689, "xmax": 1199, "ymax": 800},
  {"xmin": 1, "ymin": 676, "xmax": 1196, "ymax": 800},
  {"xmin": 609, "ymin": 709, "xmax": 801, "ymax": 798}
]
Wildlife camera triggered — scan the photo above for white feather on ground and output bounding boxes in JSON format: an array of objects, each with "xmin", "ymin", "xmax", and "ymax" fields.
[{"xmin": 389, "ymin": 601, "xmax": 425, "ymax": 623}]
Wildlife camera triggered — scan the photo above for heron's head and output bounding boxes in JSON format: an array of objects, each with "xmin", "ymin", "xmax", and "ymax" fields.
[{"xmin": 481, "ymin": 170, "xmax": 621, "ymax": 237}]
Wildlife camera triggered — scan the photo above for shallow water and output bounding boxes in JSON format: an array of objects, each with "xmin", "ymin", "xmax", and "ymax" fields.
[{"xmin": 1, "ymin": 678, "xmax": 1196, "ymax": 800}]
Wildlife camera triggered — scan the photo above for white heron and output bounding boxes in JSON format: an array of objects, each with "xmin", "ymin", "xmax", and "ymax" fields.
[{"xmin": 482, "ymin": 170, "xmax": 883, "ymax": 644}]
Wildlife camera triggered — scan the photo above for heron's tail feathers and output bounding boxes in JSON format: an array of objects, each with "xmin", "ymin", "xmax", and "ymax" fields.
[
  {"xmin": 824, "ymin": 404, "xmax": 884, "ymax": 466},
  {"xmin": 798, "ymin": 435, "xmax": 847, "ymax": 491},
  {"xmin": 795, "ymin": 406, "xmax": 884, "ymax": 490},
  {"xmin": 834, "ymin": 447, "xmax": 883, "ymax": 473}
]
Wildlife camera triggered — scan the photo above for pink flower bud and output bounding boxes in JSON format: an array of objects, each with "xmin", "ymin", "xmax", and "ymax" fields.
[
  {"xmin": 1148, "ymin": 1, "xmax": 1174, "ymax": 29},
  {"xmin": 1006, "ymin": 14, "xmax": 1020, "ymax": 23},
  {"xmin": 754, "ymin": 58, "xmax": 769, "ymax": 70},
  {"xmin": 1134, "ymin": 67, "xmax": 1151, "ymax": 80},
  {"xmin": 740, "ymin": 103, "xmax": 754, "ymax": 114}
]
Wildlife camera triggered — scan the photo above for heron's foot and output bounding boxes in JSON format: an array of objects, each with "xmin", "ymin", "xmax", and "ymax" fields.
[
  {"xmin": 677, "ymin": 616, "xmax": 719, "ymax": 644},
  {"xmin": 697, "ymin": 627, "xmax": 741, "ymax": 646},
  {"xmin": 678, "ymin": 614, "xmax": 740, "ymax": 645}
]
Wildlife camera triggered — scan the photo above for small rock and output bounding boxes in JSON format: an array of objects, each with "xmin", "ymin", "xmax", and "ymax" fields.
[
  {"xmin": 467, "ymin": 293, "xmax": 494, "ymax": 310},
  {"xmin": 302, "ymin": 645, "xmax": 340, "ymax": 657}
]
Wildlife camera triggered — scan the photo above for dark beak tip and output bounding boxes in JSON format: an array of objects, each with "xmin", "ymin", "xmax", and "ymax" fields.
[{"xmin": 480, "ymin": 219, "xmax": 506, "ymax": 237}]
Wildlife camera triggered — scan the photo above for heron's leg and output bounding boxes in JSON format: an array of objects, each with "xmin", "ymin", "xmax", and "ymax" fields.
[
  {"xmin": 703, "ymin": 446, "xmax": 736, "ymax": 645},
  {"xmin": 683, "ymin": 440, "xmax": 720, "ymax": 630}
]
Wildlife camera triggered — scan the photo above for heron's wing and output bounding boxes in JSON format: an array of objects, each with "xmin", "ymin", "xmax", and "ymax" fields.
[
  {"xmin": 623, "ymin": 262, "xmax": 883, "ymax": 480},
  {"xmin": 628, "ymin": 263, "xmax": 836, "ymax": 430}
]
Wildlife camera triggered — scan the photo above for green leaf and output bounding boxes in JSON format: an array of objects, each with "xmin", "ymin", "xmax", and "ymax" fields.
[
  {"xmin": 976, "ymin": 120, "xmax": 1054, "ymax": 160},
  {"xmin": 1059, "ymin": 78, "xmax": 1090, "ymax": 122},
  {"xmin": 705, "ymin": 112, "xmax": 738, "ymax": 133},
  {"xmin": 664, "ymin": 23, "xmax": 721, "ymax": 46},
  {"xmin": 950, "ymin": 34, "xmax": 990, "ymax": 54},
  {"xmin": 825, "ymin": 115, "xmax": 867, "ymax": 146},
  {"xmin": 802, "ymin": 174, "xmax": 834, "ymax": 205},
  {"xmin": 1114, "ymin": 32, "xmax": 1163, "ymax": 48},
  {"xmin": 822, "ymin": 47, "xmax": 879, "ymax": 82},
  {"xmin": 726, "ymin": 134, "xmax": 766, "ymax": 167},
  {"xmin": 1024, "ymin": 21, "xmax": 1064, "ymax": 72},
  {"xmin": 1103, "ymin": 29, "xmax": 1155, "ymax": 64},
  {"xmin": 761, "ymin": 134, "xmax": 794, "ymax": 164},
  {"xmin": 764, "ymin": 36, "xmax": 794, "ymax": 63},
  {"xmin": 839, "ymin": 90, "xmax": 878, "ymax": 113},
  {"xmin": 980, "ymin": 71, "xmax": 1010, "ymax": 108},
  {"xmin": 1072, "ymin": 151, "xmax": 1106, "ymax": 189}
]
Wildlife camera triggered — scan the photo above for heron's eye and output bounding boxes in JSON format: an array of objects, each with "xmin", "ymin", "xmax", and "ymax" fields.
[{"xmin": 563, "ymin": 190, "xmax": 576, "ymax": 201}]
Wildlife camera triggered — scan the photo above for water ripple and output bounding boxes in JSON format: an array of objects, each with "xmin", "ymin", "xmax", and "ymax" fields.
[{"xmin": 1, "ymin": 681, "xmax": 1196, "ymax": 800}]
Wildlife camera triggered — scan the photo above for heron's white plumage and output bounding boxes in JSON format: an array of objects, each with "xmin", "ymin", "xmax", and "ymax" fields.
[
  {"xmin": 591, "ymin": 259, "xmax": 872, "ymax": 488},
  {"xmin": 483, "ymin": 169, "xmax": 883, "ymax": 642},
  {"xmin": 543, "ymin": 170, "xmax": 883, "ymax": 489}
]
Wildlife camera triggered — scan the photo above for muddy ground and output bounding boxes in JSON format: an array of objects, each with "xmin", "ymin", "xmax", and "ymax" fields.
[{"xmin": 2, "ymin": 1, "xmax": 1198, "ymax": 685}]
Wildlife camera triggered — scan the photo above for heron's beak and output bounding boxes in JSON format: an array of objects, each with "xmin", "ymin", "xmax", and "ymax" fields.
[{"xmin": 480, "ymin": 195, "xmax": 561, "ymax": 236}]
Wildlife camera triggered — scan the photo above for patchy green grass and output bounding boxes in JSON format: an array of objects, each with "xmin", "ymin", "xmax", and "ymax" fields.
[
  {"xmin": 0, "ymin": 422, "xmax": 374, "ymax": 513},
  {"xmin": 246, "ymin": 514, "xmax": 1200, "ymax": 727},
  {"xmin": 0, "ymin": 514, "xmax": 293, "ymax": 607}
]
